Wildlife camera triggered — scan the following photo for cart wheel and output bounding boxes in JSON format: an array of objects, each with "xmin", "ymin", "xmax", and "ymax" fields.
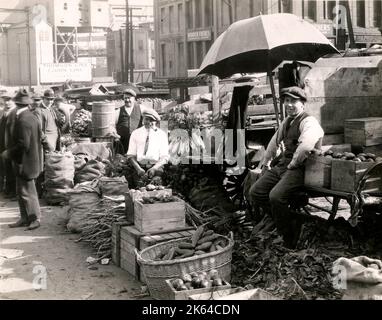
[{"xmin": 222, "ymin": 166, "xmax": 248, "ymax": 209}]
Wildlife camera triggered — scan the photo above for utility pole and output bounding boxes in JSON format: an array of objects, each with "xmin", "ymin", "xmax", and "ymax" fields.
[
  {"xmin": 344, "ymin": 0, "xmax": 356, "ymax": 48},
  {"xmin": 125, "ymin": 0, "xmax": 129, "ymax": 83},
  {"xmin": 119, "ymin": 29, "xmax": 125, "ymax": 83},
  {"xmin": 129, "ymin": 7, "xmax": 134, "ymax": 83},
  {"xmin": 26, "ymin": 7, "xmax": 32, "ymax": 90}
]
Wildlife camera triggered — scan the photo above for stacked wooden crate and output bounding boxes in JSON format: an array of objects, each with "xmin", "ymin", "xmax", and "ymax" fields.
[
  {"xmin": 120, "ymin": 226, "xmax": 195, "ymax": 283},
  {"xmin": 345, "ymin": 117, "xmax": 382, "ymax": 157},
  {"xmin": 117, "ymin": 189, "xmax": 193, "ymax": 282}
]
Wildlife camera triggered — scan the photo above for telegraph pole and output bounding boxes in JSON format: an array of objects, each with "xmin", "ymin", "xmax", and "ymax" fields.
[
  {"xmin": 129, "ymin": 7, "xmax": 134, "ymax": 83},
  {"xmin": 26, "ymin": 7, "xmax": 32, "ymax": 90},
  {"xmin": 125, "ymin": 0, "xmax": 129, "ymax": 83}
]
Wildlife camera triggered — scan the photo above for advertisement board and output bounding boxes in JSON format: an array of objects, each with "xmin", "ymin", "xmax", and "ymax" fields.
[{"xmin": 40, "ymin": 63, "xmax": 92, "ymax": 83}]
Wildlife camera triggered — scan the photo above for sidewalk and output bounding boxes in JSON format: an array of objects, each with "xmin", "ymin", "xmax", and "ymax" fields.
[{"xmin": 0, "ymin": 194, "xmax": 148, "ymax": 300}]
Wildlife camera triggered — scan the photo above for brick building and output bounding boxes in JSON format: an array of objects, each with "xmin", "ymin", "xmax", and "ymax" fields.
[{"xmin": 154, "ymin": 0, "xmax": 382, "ymax": 78}]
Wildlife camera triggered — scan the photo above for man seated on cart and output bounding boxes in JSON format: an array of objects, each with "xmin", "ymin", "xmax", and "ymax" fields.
[
  {"xmin": 249, "ymin": 86, "xmax": 324, "ymax": 249},
  {"xmin": 125, "ymin": 108, "xmax": 169, "ymax": 189}
]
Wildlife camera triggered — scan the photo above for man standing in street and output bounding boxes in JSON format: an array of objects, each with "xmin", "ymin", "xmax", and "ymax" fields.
[
  {"xmin": 114, "ymin": 88, "xmax": 142, "ymax": 154},
  {"xmin": 2, "ymin": 90, "xmax": 44, "ymax": 230},
  {"xmin": 34, "ymin": 89, "xmax": 59, "ymax": 151},
  {"xmin": 126, "ymin": 108, "xmax": 169, "ymax": 188},
  {"xmin": 250, "ymin": 86, "xmax": 324, "ymax": 249},
  {"xmin": 0, "ymin": 92, "xmax": 16, "ymax": 196}
]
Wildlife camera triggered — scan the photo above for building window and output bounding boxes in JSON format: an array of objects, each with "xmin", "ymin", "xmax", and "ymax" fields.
[
  {"xmin": 356, "ymin": 0, "xmax": 365, "ymax": 27},
  {"xmin": 308, "ymin": 0, "xmax": 316, "ymax": 21},
  {"xmin": 138, "ymin": 40, "xmax": 144, "ymax": 51},
  {"xmin": 178, "ymin": 42, "xmax": 184, "ymax": 75},
  {"xmin": 161, "ymin": 44, "xmax": 166, "ymax": 75},
  {"xmin": 64, "ymin": 2, "xmax": 68, "ymax": 10},
  {"xmin": 186, "ymin": 0, "xmax": 193, "ymax": 29},
  {"xmin": 188, "ymin": 42, "xmax": 194, "ymax": 69},
  {"xmin": 195, "ymin": 0, "xmax": 202, "ymax": 28},
  {"xmin": 281, "ymin": 0, "xmax": 292, "ymax": 13},
  {"xmin": 205, "ymin": 0, "xmax": 212, "ymax": 27},
  {"xmin": 178, "ymin": 3, "xmax": 184, "ymax": 31},
  {"xmin": 160, "ymin": 8, "xmax": 165, "ymax": 33},
  {"xmin": 169, "ymin": 5, "xmax": 174, "ymax": 33},
  {"xmin": 196, "ymin": 41, "xmax": 203, "ymax": 67},
  {"xmin": 373, "ymin": 0, "xmax": 382, "ymax": 27},
  {"xmin": 327, "ymin": 0, "xmax": 336, "ymax": 20}
]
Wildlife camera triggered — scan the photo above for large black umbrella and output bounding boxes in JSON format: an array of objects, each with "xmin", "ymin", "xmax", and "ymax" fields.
[{"xmin": 198, "ymin": 13, "xmax": 340, "ymax": 125}]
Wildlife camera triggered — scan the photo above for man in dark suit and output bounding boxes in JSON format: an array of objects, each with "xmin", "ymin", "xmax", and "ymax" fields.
[
  {"xmin": 114, "ymin": 88, "xmax": 142, "ymax": 154},
  {"xmin": 2, "ymin": 89, "xmax": 44, "ymax": 230}
]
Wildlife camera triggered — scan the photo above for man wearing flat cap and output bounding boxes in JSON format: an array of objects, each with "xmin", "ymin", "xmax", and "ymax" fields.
[
  {"xmin": 114, "ymin": 88, "xmax": 142, "ymax": 154},
  {"xmin": 249, "ymin": 86, "xmax": 324, "ymax": 249},
  {"xmin": 2, "ymin": 89, "xmax": 44, "ymax": 230},
  {"xmin": 126, "ymin": 108, "xmax": 169, "ymax": 188},
  {"xmin": 0, "ymin": 92, "xmax": 16, "ymax": 196}
]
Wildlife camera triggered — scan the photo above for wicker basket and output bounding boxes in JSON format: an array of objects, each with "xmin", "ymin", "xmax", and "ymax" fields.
[{"xmin": 136, "ymin": 233, "xmax": 234, "ymax": 300}]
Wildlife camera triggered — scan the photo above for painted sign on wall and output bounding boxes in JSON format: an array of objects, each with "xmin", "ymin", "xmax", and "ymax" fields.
[{"xmin": 40, "ymin": 63, "xmax": 92, "ymax": 83}]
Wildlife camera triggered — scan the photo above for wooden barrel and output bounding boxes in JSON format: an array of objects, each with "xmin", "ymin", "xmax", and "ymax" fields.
[{"xmin": 91, "ymin": 101, "xmax": 115, "ymax": 137}]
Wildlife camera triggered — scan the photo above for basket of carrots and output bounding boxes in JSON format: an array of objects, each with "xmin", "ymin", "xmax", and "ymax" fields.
[{"xmin": 135, "ymin": 226, "xmax": 234, "ymax": 300}]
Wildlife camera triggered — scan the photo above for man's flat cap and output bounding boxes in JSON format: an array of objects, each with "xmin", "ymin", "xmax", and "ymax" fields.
[
  {"xmin": 281, "ymin": 86, "xmax": 307, "ymax": 102},
  {"xmin": 1, "ymin": 92, "xmax": 13, "ymax": 100},
  {"xmin": 32, "ymin": 93, "xmax": 42, "ymax": 101},
  {"xmin": 142, "ymin": 108, "xmax": 161, "ymax": 122},
  {"xmin": 121, "ymin": 88, "xmax": 137, "ymax": 97}
]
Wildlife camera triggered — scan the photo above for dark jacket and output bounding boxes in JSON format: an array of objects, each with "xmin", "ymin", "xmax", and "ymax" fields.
[{"xmin": 7, "ymin": 109, "xmax": 43, "ymax": 180}]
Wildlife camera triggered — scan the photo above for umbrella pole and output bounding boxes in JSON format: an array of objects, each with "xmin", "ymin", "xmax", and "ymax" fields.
[{"xmin": 268, "ymin": 69, "xmax": 280, "ymax": 127}]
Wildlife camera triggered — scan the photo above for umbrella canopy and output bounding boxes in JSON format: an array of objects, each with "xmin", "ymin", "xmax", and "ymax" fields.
[{"xmin": 198, "ymin": 13, "xmax": 340, "ymax": 78}]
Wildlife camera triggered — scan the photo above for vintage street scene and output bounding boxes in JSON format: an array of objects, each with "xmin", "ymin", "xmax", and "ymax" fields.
[{"xmin": 1, "ymin": 0, "xmax": 382, "ymax": 303}]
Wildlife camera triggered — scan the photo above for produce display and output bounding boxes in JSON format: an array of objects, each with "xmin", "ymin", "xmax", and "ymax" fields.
[
  {"xmin": 165, "ymin": 106, "xmax": 207, "ymax": 164},
  {"xmin": 140, "ymin": 194, "xmax": 176, "ymax": 204},
  {"xmin": 71, "ymin": 109, "xmax": 92, "ymax": 137},
  {"xmin": 169, "ymin": 269, "xmax": 226, "ymax": 291},
  {"xmin": 155, "ymin": 226, "xmax": 227, "ymax": 261},
  {"xmin": 321, "ymin": 150, "xmax": 382, "ymax": 162}
]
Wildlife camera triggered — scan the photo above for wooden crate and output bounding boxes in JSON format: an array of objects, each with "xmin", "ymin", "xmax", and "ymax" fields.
[
  {"xmin": 165, "ymin": 279, "xmax": 231, "ymax": 300},
  {"xmin": 120, "ymin": 225, "xmax": 195, "ymax": 282},
  {"xmin": 345, "ymin": 117, "xmax": 382, "ymax": 147},
  {"xmin": 134, "ymin": 196, "xmax": 185, "ymax": 233},
  {"xmin": 111, "ymin": 221, "xmax": 132, "ymax": 267},
  {"xmin": 125, "ymin": 189, "xmax": 173, "ymax": 223},
  {"xmin": 331, "ymin": 159, "xmax": 375, "ymax": 192},
  {"xmin": 304, "ymin": 155, "xmax": 332, "ymax": 188}
]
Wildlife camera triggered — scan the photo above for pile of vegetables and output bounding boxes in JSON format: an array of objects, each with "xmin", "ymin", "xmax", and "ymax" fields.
[
  {"xmin": 155, "ymin": 226, "xmax": 228, "ymax": 261},
  {"xmin": 322, "ymin": 150, "xmax": 382, "ymax": 162},
  {"xmin": 76, "ymin": 199, "xmax": 128, "ymax": 259},
  {"xmin": 71, "ymin": 109, "xmax": 92, "ymax": 137},
  {"xmin": 140, "ymin": 194, "xmax": 176, "ymax": 204},
  {"xmin": 170, "ymin": 269, "xmax": 226, "ymax": 291},
  {"xmin": 231, "ymin": 206, "xmax": 382, "ymax": 300}
]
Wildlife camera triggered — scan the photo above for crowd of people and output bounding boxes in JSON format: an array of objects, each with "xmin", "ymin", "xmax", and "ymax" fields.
[
  {"xmin": 0, "ymin": 86, "xmax": 170, "ymax": 231},
  {"xmin": 0, "ymin": 84, "xmax": 323, "ymax": 250},
  {"xmin": 0, "ymin": 88, "xmax": 75, "ymax": 230}
]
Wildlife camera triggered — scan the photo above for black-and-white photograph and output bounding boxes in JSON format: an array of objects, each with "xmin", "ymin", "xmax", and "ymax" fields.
[{"xmin": 1, "ymin": 0, "xmax": 382, "ymax": 305}]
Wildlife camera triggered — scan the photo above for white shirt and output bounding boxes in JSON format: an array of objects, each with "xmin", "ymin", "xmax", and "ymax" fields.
[
  {"xmin": 127, "ymin": 126, "xmax": 169, "ymax": 165},
  {"xmin": 124, "ymin": 105, "xmax": 133, "ymax": 116},
  {"xmin": 262, "ymin": 113, "xmax": 324, "ymax": 168}
]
